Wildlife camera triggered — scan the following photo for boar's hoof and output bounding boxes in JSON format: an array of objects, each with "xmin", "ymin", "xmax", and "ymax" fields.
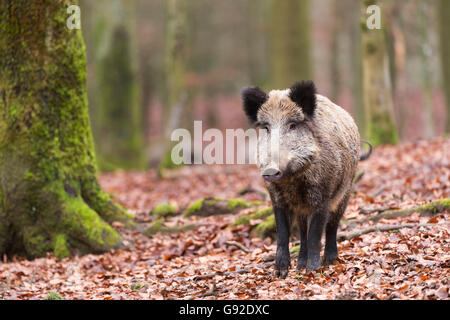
[
  {"xmin": 306, "ymin": 259, "xmax": 320, "ymax": 273},
  {"xmin": 321, "ymin": 253, "xmax": 338, "ymax": 266},
  {"xmin": 296, "ymin": 256, "xmax": 307, "ymax": 270},
  {"xmin": 274, "ymin": 267, "xmax": 289, "ymax": 279}
]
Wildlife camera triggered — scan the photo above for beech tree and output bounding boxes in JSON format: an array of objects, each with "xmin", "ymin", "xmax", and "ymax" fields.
[
  {"xmin": 361, "ymin": 0, "xmax": 398, "ymax": 145},
  {"xmin": 0, "ymin": 0, "xmax": 132, "ymax": 259}
]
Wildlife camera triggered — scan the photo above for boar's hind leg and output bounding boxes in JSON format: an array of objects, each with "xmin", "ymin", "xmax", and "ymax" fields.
[
  {"xmin": 306, "ymin": 208, "xmax": 329, "ymax": 272},
  {"xmin": 322, "ymin": 193, "xmax": 350, "ymax": 266},
  {"xmin": 274, "ymin": 204, "xmax": 291, "ymax": 279},
  {"xmin": 296, "ymin": 214, "xmax": 308, "ymax": 270}
]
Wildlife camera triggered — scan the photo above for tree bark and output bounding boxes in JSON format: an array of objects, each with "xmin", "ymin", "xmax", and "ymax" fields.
[
  {"xmin": 361, "ymin": 0, "xmax": 398, "ymax": 146},
  {"xmin": 438, "ymin": 0, "xmax": 450, "ymax": 133},
  {"xmin": 80, "ymin": 0, "xmax": 145, "ymax": 170},
  {"xmin": 158, "ymin": 0, "xmax": 189, "ymax": 175},
  {"xmin": 0, "ymin": 0, "xmax": 132, "ymax": 259},
  {"xmin": 269, "ymin": 0, "xmax": 312, "ymax": 88}
]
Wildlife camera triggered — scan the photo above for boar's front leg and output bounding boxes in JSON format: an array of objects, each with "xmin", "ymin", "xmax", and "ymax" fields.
[
  {"xmin": 296, "ymin": 214, "xmax": 308, "ymax": 270},
  {"xmin": 274, "ymin": 204, "xmax": 291, "ymax": 279},
  {"xmin": 306, "ymin": 208, "xmax": 328, "ymax": 273}
]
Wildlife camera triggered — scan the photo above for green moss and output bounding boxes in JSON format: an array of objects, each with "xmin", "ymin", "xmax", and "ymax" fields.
[
  {"xmin": 53, "ymin": 234, "xmax": 70, "ymax": 260},
  {"xmin": 131, "ymin": 282, "xmax": 148, "ymax": 292},
  {"xmin": 151, "ymin": 203, "xmax": 178, "ymax": 217},
  {"xmin": 421, "ymin": 198, "xmax": 450, "ymax": 215},
  {"xmin": 144, "ymin": 218, "xmax": 166, "ymax": 236},
  {"xmin": 183, "ymin": 197, "xmax": 261, "ymax": 218},
  {"xmin": 61, "ymin": 195, "xmax": 122, "ymax": 252},
  {"xmin": 144, "ymin": 218, "xmax": 197, "ymax": 237},
  {"xmin": 46, "ymin": 291, "xmax": 63, "ymax": 300},
  {"xmin": 254, "ymin": 215, "xmax": 276, "ymax": 238},
  {"xmin": 227, "ymin": 198, "xmax": 262, "ymax": 210},
  {"xmin": 183, "ymin": 198, "xmax": 205, "ymax": 217},
  {"xmin": 232, "ymin": 207, "xmax": 273, "ymax": 226}
]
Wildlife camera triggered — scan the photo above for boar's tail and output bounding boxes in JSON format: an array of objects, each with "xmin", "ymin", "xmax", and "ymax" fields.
[{"xmin": 359, "ymin": 140, "xmax": 373, "ymax": 161}]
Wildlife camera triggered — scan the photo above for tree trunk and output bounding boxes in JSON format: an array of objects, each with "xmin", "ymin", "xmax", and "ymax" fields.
[
  {"xmin": 438, "ymin": 0, "xmax": 450, "ymax": 133},
  {"xmin": 0, "ymin": 0, "xmax": 132, "ymax": 259},
  {"xmin": 158, "ymin": 0, "xmax": 189, "ymax": 175},
  {"xmin": 329, "ymin": 0, "xmax": 342, "ymax": 103},
  {"xmin": 81, "ymin": 0, "xmax": 145, "ymax": 171},
  {"xmin": 269, "ymin": 0, "xmax": 312, "ymax": 88},
  {"xmin": 361, "ymin": 0, "xmax": 398, "ymax": 146},
  {"xmin": 349, "ymin": 0, "xmax": 365, "ymax": 137},
  {"xmin": 418, "ymin": 0, "xmax": 435, "ymax": 139}
]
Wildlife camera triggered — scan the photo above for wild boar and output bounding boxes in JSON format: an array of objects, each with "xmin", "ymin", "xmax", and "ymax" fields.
[{"xmin": 241, "ymin": 80, "xmax": 371, "ymax": 278}]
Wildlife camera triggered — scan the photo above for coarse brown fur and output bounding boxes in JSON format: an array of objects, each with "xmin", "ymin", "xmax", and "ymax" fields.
[{"xmin": 241, "ymin": 81, "xmax": 362, "ymax": 278}]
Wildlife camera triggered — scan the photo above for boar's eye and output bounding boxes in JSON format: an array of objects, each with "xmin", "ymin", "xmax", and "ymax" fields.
[
  {"xmin": 256, "ymin": 122, "xmax": 270, "ymax": 133},
  {"xmin": 287, "ymin": 122, "xmax": 298, "ymax": 130}
]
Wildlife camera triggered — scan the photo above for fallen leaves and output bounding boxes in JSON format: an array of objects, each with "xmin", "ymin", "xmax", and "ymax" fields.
[{"xmin": 0, "ymin": 138, "xmax": 449, "ymax": 300}]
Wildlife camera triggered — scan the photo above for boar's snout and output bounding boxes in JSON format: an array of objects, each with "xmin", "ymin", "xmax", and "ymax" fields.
[{"xmin": 262, "ymin": 167, "xmax": 282, "ymax": 182}]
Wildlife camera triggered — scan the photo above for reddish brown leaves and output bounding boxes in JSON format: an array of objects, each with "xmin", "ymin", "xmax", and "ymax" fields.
[{"xmin": 0, "ymin": 138, "xmax": 448, "ymax": 300}]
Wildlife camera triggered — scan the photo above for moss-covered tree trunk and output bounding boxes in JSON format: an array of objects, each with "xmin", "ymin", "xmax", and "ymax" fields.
[
  {"xmin": 80, "ymin": 0, "xmax": 144, "ymax": 171},
  {"xmin": 0, "ymin": 0, "xmax": 132, "ymax": 259},
  {"xmin": 158, "ymin": 0, "xmax": 189, "ymax": 175},
  {"xmin": 361, "ymin": 0, "xmax": 398, "ymax": 146},
  {"xmin": 269, "ymin": 0, "xmax": 311, "ymax": 88},
  {"xmin": 438, "ymin": 0, "xmax": 450, "ymax": 134}
]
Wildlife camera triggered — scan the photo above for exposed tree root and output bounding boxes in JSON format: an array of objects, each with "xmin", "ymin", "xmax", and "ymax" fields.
[
  {"xmin": 238, "ymin": 185, "xmax": 270, "ymax": 201},
  {"xmin": 183, "ymin": 197, "xmax": 262, "ymax": 217},
  {"xmin": 336, "ymin": 222, "xmax": 448, "ymax": 242},
  {"xmin": 343, "ymin": 198, "xmax": 450, "ymax": 225}
]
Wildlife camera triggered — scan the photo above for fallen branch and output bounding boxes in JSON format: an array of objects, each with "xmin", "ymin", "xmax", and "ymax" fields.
[
  {"xmin": 343, "ymin": 199, "xmax": 450, "ymax": 225},
  {"xmin": 358, "ymin": 206, "xmax": 391, "ymax": 215},
  {"xmin": 238, "ymin": 185, "xmax": 270, "ymax": 201},
  {"xmin": 183, "ymin": 197, "xmax": 262, "ymax": 217},
  {"xmin": 224, "ymin": 241, "xmax": 252, "ymax": 254},
  {"xmin": 336, "ymin": 222, "xmax": 447, "ymax": 242},
  {"xmin": 192, "ymin": 269, "xmax": 250, "ymax": 281},
  {"xmin": 183, "ymin": 283, "xmax": 218, "ymax": 300},
  {"xmin": 144, "ymin": 218, "xmax": 201, "ymax": 236}
]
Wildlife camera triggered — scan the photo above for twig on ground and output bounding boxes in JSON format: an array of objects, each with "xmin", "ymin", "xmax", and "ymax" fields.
[
  {"xmin": 238, "ymin": 185, "xmax": 270, "ymax": 201},
  {"xmin": 224, "ymin": 240, "xmax": 252, "ymax": 254},
  {"xmin": 336, "ymin": 222, "xmax": 447, "ymax": 242},
  {"xmin": 344, "ymin": 199, "xmax": 450, "ymax": 225},
  {"xmin": 192, "ymin": 269, "xmax": 250, "ymax": 281},
  {"xmin": 358, "ymin": 206, "xmax": 391, "ymax": 215}
]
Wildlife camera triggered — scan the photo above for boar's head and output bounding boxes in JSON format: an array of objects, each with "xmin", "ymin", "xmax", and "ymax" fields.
[{"xmin": 241, "ymin": 81, "xmax": 319, "ymax": 182}]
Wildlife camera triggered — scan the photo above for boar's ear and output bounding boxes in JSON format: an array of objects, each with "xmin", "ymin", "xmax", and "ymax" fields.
[
  {"xmin": 289, "ymin": 80, "xmax": 317, "ymax": 117},
  {"xmin": 241, "ymin": 86, "xmax": 268, "ymax": 124}
]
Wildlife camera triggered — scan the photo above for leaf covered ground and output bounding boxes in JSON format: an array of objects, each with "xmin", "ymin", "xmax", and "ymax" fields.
[{"xmin": 0, "ymin": 138, "xmax": 449, "ymax": 300}]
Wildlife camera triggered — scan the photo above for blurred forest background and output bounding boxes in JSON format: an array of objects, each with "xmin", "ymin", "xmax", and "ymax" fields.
[{"xmin": 78, "ymin": 0, "xmax": 450, "ymax": 171}]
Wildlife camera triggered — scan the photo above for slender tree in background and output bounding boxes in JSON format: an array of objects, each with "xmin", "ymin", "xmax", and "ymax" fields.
[
  {"xmin": 349, "ymin": 0, "xmax": 365, "ymax": 136},
  {"xmin": 0, "ymin": 0, "xmax": 132, "ymax": 259},
  {"xmin": 158, "ymin": 0, "xmax": 189, "ymax": 175},
  {"xmin": 384, "ymin": 1, "xmax": 407, "ymax": 140},
  {"xmin": 269, "ymin": 0, "xmax": 312, "ymax": 88},
  {"xmin": 438, "ymin": 0, "xmax": 450, "ymax": 133},
  {"xmin": 418, "ymin": 0, "xmax": 435, "ymax": 138},
  {"xmin": 329, "ymin": 0, "xmax": 342, "ymax": 103},
  {"xmin": 81, "ymin": 0, "xmax": 144, "ymax": 170},
  {"xmin": 361, "ymin": 0, "xmax": 398, "ymax": 145}
]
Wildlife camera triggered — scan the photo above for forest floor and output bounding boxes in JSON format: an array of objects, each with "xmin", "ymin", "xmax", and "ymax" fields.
[{"xmin": 0, "ymin": 138, "xmax": 449, "ymax": 300}]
